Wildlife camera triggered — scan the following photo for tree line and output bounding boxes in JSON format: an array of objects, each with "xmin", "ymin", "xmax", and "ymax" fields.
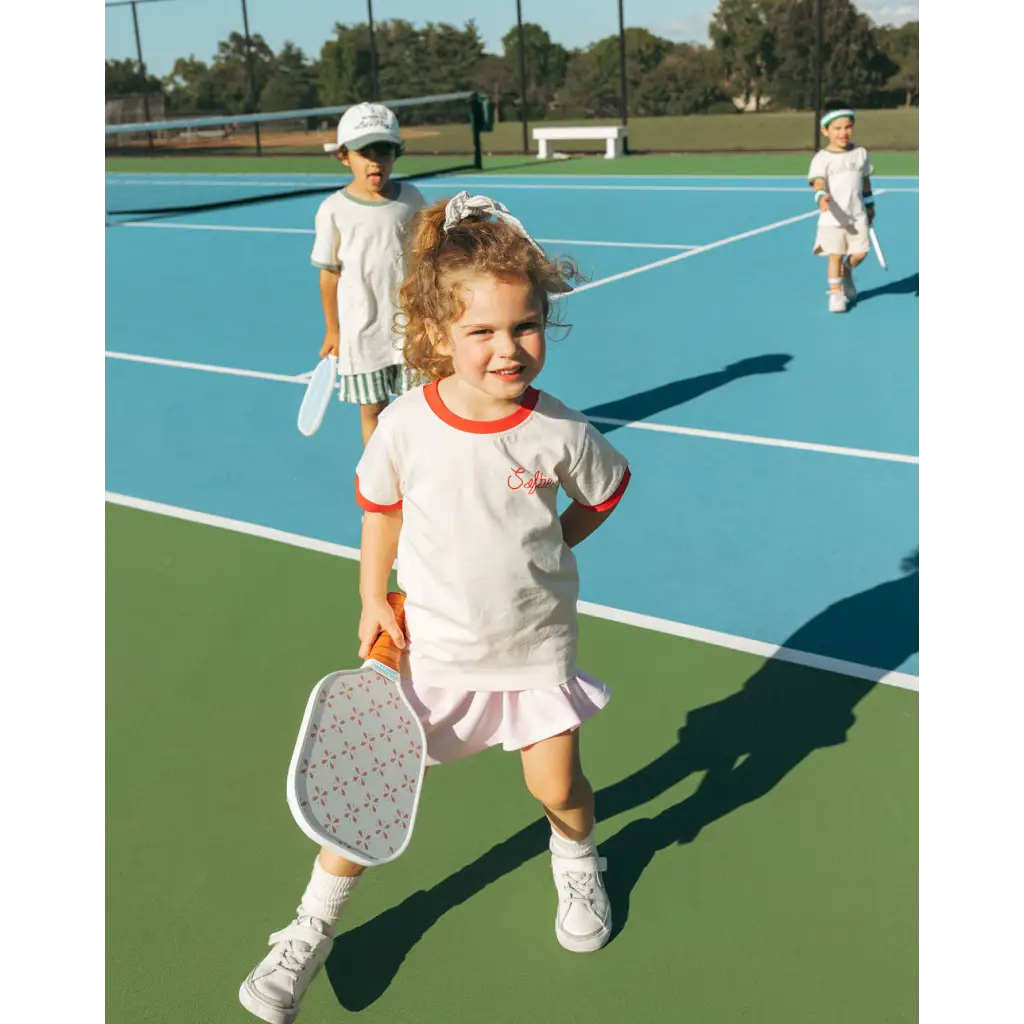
[{"xmin": 105, "ymin": 0, "xmax": 918, "ymax": 122}]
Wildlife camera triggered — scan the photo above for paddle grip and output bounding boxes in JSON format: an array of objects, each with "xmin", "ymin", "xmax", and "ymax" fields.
[{"xmin": 368, "ymin": 592, "xmax": 407, "ymax": 672}]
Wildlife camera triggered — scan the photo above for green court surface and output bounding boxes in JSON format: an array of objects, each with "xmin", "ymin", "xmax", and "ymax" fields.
[
  {"xmin": 107, "ymin": 504, "xmax": 918, "ymax": 1024},
  {"xmin": 106, "ymin": 149, "xmax": 919, "ymax": 178}
]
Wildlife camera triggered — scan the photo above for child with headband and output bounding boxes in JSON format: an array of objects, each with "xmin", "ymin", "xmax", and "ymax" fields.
[
  {"xmin": 239, "ymin": 191, "xmax": 631, "ymax": 1024},
  {"xmin": 808, "ymin": 101, "xmax": 876, "ymax": 313}
]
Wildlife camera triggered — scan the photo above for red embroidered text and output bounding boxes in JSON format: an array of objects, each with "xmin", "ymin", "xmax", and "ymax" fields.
[{"xmin": 507, "ymin": 467, "xmax": 557, "ymax": 494}]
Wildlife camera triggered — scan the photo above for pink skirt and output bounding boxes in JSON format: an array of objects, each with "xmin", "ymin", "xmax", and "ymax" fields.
[{"xmin": 398, "ymin": 672, "xmax": 612, "ymax": 766}]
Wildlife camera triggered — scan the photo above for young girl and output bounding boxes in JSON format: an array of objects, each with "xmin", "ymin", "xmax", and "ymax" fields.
[
  {"xmin": 313, "ymin": 102, "xmax": 426, "ymax": 445},
  {"xmin": 239, "ymin": 192, "xmax": 631, "ymax": 1024},
  {"xmin": 808, "ymin": 102, "xmax": 877, "ymax": 314}
]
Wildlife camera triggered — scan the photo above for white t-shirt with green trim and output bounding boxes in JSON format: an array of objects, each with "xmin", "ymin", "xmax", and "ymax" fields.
[
  {"xmin": 355, "ymin": 380, "xmax": 632, "ymax": 692},
  {"xmin": 808, "ymin": 145, "xmax": 874, "ymax": 227},
  {"xmin": 310, "ymin": 183, "xmax": 426, "ymax": 376}
]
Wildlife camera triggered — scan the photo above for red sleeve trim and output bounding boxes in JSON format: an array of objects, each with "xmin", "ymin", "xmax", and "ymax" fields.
[
  {"xmin": 355, "ymin": 476, "xmax": 403, "ymax": 513},
  {"xmin": 575, "ymin": 467, "xmax": 631, "ymax": 513}
]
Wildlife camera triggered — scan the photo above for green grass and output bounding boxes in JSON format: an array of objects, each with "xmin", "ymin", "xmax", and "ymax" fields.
[
  {"xmin": 107, "ymin": 503, "xmax": 918, "ymax": 1024},
  {"xmin": 478, "ymin": 107, "xmax": 918, "ymax": 154},
  {"xmin": 103, "ymin": 104, "xmax": 921, "ymax": 172}
]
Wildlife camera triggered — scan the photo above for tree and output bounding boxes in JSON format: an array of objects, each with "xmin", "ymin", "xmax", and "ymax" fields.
[
  {"xmin": 260, "ymin": 41, "xmax": 319, "ymax": 112},
  {"xmin": 106, "ymin": 57, "xmax": 162, "ymax": 99},
  {"xmin": 319, "ymin": 23, "xmax": 376, "ymax": 104},
  {"xmin": 875, "ymin": 21, "xmax": 918, "ymax": 106},
  {"xmin": 632, "ymin": 44, "xmax": 728, "ymax": 116},
  {"xmin": 208, "ymin": 31, "xmax": 275, "ymax": 114},
  {"xmin": 709, "ymin": 0, "xmax": 779, "ymax": 110},
  {"xmin": 500, "ymin": 22, "xmax": 570, "ymax": 117},
  {"xmin": 161, "ymin": 56, "xmax": 220, "ymax": 113},
  {"xmin": 770, "ymin": 0, "xmax": 895, "ymax": 109},
  {"xmin": 320, "ymin": 19, "xmax": 485, "ymax": 106},
  {"xmin": 559, "ymin": 28, "xmax": 674, "ymax": 118}
]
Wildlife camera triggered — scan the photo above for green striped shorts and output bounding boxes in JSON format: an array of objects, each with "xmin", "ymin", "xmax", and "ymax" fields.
[{"xmin": 338, "ymin": 364, "xmax": 423, "ymax": 405}]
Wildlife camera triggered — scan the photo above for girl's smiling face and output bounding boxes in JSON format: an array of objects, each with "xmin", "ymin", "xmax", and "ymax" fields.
[{"xmin": 436, "ymin": 273, "xmax": 546, "ymax": 418}]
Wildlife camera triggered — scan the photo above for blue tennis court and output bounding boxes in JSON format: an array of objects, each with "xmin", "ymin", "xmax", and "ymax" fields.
[{"xmin": 105, "ymin": 170, "xmax": 919, "ymax": 681}]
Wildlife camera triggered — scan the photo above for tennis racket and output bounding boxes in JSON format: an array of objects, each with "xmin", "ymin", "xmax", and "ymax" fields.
[
  {"xmin": 286, "ymin": 593, "xmax": 428, "ymax": 866},
  {"xmin": 869, "ymin": 226, "xmax": 888, "ymax": 270},
  {"xmin": 297, "ymin": 355, "xmax": 337, "ymax": 436}
]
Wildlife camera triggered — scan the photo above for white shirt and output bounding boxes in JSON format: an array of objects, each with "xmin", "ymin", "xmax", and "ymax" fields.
[
  {"xmin": 355, "ymin": 381, "xmax": 631, "ymax": 692},
  {"xmin": 310, "ymin": 183, "xmax": 426, "ymax": 375},
  {"xmin": 808, "ymin": 145, "xmax": 874, "ymax": 227}
]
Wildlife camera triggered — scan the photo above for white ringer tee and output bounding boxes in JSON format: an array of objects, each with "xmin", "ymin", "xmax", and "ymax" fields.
[
  {"xmin": 808, "ymin": 145, "xmax": 874, "ymax": 227},
  {"xmin": 355, "ymin": 381, "xmax": 631, "ymax": 692},
  {"xmin": 310, "ymin": 183, "xmax": 426, "ymax": 375}
]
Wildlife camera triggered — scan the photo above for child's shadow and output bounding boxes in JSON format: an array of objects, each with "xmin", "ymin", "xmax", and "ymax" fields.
[
  {"xmin": 326, "ymin": 556, "xmax": 918, "ymax": 1010},
  {"xmin": 583, "ymin": 355, "xmax": 792, "ymax": 435},
  {"xmin": 856, "ymin": 271, "xmax": 919, "ymax": 303}
]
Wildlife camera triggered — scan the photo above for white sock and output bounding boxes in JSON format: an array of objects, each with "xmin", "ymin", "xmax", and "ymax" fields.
[
  {"xmin": 297, "ymin": 858, "xmax": 362, "ymax": 926},
  {"xmin": 828, "ymin": 276, "xmax": 843, "ymax": 289},
  {"xmin": 550, "ymin": 826, "xmax": 597, "ymax": 860}
]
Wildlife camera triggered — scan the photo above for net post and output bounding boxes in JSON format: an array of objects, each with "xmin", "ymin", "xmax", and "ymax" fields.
[
  {"xmin": 812, "ymin": 0, "xmax": 823, "ymax": 152},
  {"xmin": 471, "ymin": 94, "xmax": 484, "ymax": 170},
  {"xmin": 239, "ymin": 0, "xmax": 262, "ymax": 155}
]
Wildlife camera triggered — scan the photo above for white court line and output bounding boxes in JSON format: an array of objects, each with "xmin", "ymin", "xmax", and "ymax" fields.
[
  {"xmin": 110, "ymin": 221, "xmax": 315, "ymax": 235},
  {"xmin": 108, "ymin": 221, "xmax": 698, "ymax": 249},
  {"xmin": 108, "ymin": 208, "xmax": 860, "ymax": 294},
  {"xmin": 104, "ymin": 491, "xmax": 918, "ymax": 692},
  {"xmin": 105, "ymin": 350, "xmax": 305, "ymax": 384},
  {"xmin": 415, "ymin": 181, "xmax": 921, "ymax": 193},
  {"xmin": 106, "ymin": 176, "xmax": 919, "ymax": 194},
  {"xmin": 573, "ymin": 207, "xmax": 822, "ymax": 294},
  {"xmin": 106, "ymin": 171, "xmax": 919, "ymax": 181},
  {"xmin": 540, "ymin": 238, "xmax": 697, "ymax": 250},
  {"xmin": 104, "ymin": 350, "xmax": 916, "ymax": 464},
  {"xmin": 585, "ymin": 416, "xmax": 917, "ymax": 463}
]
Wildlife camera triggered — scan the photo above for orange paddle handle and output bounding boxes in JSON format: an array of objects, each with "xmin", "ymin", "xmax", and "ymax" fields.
[{"xmin": 368, "ymin": 592, "xmax": 407, "ymax": 672}]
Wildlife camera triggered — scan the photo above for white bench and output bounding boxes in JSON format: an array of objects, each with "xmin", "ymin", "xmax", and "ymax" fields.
[{"xmin": 532, "ymin": 125, "xmax": 627, "ymax": 160}]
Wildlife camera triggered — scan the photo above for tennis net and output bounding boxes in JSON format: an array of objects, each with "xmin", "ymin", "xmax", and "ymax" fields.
[{"xmin": 106, "ymin": 91, "xmax": 487, "ymax": 217}]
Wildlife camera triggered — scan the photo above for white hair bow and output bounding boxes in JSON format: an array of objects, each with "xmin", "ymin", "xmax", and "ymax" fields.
[{"xmin": 442, "ymin": 191, "xmax": 571, "ymax": 293}]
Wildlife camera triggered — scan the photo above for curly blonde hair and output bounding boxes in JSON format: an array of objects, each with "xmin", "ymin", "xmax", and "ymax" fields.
[{"xmin": 395, "ymin": 197, "xmax": 581, "ymax": 381}]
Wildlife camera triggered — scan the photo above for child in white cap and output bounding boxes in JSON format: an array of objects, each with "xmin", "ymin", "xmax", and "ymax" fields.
[
  {"xmin": 312, "ymin": 103, "xmax": 426, "ymax": 444},
  {"xmin": 808, "ymin": 101, "xmax": 877, "ymax": 314}
]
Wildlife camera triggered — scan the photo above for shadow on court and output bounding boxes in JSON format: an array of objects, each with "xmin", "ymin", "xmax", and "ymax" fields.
[
  {"xmin": 856, "ymin": 271, "xmax": 919, "ymax": 303},
  {"xmin": 582, "ymin": 354, "xmax": 792, "ymax": 435},
  {"xmin": 326, "ymin": 552, "xmax": 918, "ymax": 1009}
]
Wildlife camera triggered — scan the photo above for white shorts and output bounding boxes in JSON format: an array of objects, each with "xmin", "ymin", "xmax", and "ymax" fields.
[
  {"xmin": 814, "ymin": 217, "xmax": 870, "ymax": 256},
  {"xmin": 398, "ymin": 671, "xmax": 612, "ymax": 766}
]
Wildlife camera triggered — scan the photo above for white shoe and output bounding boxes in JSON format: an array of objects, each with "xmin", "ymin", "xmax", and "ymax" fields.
[
  {"xmin": 239, "ymin": 916, "xmax": 335, "ymax": 1024},
  {"xmin": 841, "ymin": 266, "xmax": 857, "ymax": 302},
  {"xmin": 828, "ymin": 290, "xmax": 848, "ymax": 313},
  {"xmin": 551, "ymin": 851, "xmax": 612, "ymax": 952}
]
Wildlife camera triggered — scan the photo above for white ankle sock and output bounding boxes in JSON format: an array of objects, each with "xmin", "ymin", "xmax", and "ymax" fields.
[
  {"xmin": 550, "ymin": 826, "xmax": 597, "ymax": 859},
  {"xmin": 297, "ymin": 858, "xmax": 362, "ymax": 925}
]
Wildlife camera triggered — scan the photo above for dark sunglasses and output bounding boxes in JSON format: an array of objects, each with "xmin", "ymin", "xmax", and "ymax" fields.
[{"xmin": 357, "ymin": 142, "xmax": 400, "ymax": 159}]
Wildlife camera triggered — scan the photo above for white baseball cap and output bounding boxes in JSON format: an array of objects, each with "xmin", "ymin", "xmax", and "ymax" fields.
[{"xmin": 323, "ymin": 102, "xmax": 404, "ymax": 154}]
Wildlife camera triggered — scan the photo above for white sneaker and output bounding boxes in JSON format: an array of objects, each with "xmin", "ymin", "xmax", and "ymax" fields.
[
  {"xmin": 239, "ymin": 916, "xmax": 335, "ymax": 1024},
  {"xmin": 551, "ymin": 851, "xmax": 612, "ymax": 952},
  {"xmin": 841, "ymin": 266, "xmax": 857, "ymax": 302},
  {"xmin": 828, "ymin": 290, "xmax": 848, "ymax": 313}
]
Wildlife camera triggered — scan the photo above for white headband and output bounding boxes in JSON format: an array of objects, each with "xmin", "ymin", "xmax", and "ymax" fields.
[
  {"xmin": 442, "ymin": 191, "xmax": 572, "ymax": 293},
  {"xmin": 820, "ymin": 108, "xmax": 855, "ymax": 127}
]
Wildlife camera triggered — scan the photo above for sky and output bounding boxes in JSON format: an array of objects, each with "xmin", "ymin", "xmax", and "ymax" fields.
[{"xmin": 105, "ymin": 0, "xmax": 919, "ymax": 79}]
